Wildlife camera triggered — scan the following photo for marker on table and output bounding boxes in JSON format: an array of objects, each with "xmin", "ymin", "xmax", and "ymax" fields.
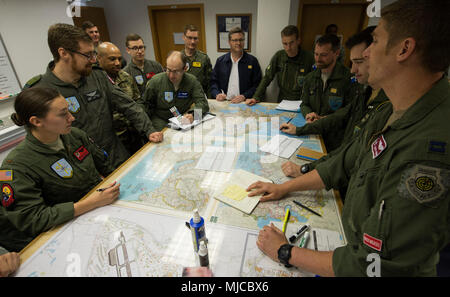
[
  {"xmin": 298, "ymin": 231, "xmax": 310, "ymax": 248},
  {"xmin": 282, "ymin": 207, "xmax": 290, "ymax": 234},
  {"xmin": 293, "ymin": 200, "xmax": 322, "ymax": 217},
  {"xmin": 289, "ymin": 224, "xmax": 310, "ymax": 243}
]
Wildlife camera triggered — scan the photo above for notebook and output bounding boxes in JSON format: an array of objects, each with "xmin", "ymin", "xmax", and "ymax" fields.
[{"xmin": 213, "ymin": 169, "xmax": 273, "ymax": 214}]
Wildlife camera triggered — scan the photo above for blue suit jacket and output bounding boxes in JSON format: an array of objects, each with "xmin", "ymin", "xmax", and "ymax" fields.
[{"xmin": 210, "ymin": 52, "xmax": 262, "ymax": 99}]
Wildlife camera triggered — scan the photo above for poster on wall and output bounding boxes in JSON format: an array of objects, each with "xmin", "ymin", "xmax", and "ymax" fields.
[
  {"xmin": 0, "ymin": 34, "xmax": 22, "ymax": 100},
  {"xmin": 216, "ymin": 14, "xmax": 252, "ymax": 52}
]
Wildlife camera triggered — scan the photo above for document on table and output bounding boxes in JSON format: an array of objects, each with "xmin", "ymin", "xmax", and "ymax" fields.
[
  {"xmin": 213, "ymin": 169, "xmax": 273, "ymax": 214},
  {"xmin": 259, "ymin": 135, "xmax": 303, "ymax": 159},
  {"xmin": 168, "ymin": 113, "xmax": 216, "ymax": 131},
  {"xmin": 195, "ymin": 148, "xmax": 237, "ymax": 172},
  {"xmin": 275, "ymin": 100, "xmax": 302, "ymax": 112}
]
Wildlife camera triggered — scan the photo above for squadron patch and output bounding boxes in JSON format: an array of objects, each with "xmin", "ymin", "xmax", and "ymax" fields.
[
  {"xmin": 65, "ymin": 96, "xmax": 80, "ymax": 113},
  {"xmin": 1, "ymin": 184, "xmax": 14, "ymax": 208},
  {"xmin": 51, "ymin": 158, "xmax": 73, "ymax": 179},
  {"xmin": 398, "ymin": 164, "xmax": 449, "ymax": 206},
  {"xmin": 134, "ymin": 75, "xmax": 144, "ymax": 85}
]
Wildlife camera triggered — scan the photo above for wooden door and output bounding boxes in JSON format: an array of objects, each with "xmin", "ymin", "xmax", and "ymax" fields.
[
  {"xmin": 148, "ymin": 4, "xmax": 206, "ymax": 67},
  {"xmin": 297, "ymin": 0, "xmax": 369, "ymax": 67},
  {"xmin": 72, "ymin": 6, "xmax": 111, "ymax": 42}
]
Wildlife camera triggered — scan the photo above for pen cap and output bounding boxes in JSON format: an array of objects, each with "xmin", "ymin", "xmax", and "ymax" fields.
[{"xmin": 192, "ymin": 209, "xmax": 201, "ymax": 223}]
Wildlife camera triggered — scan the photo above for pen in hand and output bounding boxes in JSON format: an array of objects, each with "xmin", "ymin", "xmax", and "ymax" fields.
[
  {"xmin": 96, "ymin": 181, "xmax": 117, "ymax": 192},
  {"xmin": 280, "ymin": 116, "xmax": 294, "ymax": 130}
]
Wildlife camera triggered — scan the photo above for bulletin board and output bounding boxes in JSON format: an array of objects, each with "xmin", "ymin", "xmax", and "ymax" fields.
[
  {"xmin": 0, "ymin": 33, "xmax": 22, "ymax": 100},
  {"xmin": 216, "ymin": 14, "xmax": 252, "ymax": 52}
]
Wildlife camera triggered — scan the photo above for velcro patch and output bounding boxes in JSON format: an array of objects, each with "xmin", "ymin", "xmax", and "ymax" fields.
[
  {"xmin": 74, "ymin": 145, "xmax": 90, "ymax": 161},
  {"xmin": 0, "ymin": 170, "xmax": 13, "ymax": 181},
  {"xmin": 363, "ymin": 233, "xmax": 382, "ymax": 251},
  {"xmin": 398, "ymin": 163, "xmax": 450, "ymax": 207},
  {"xmin": 428, "ymin": 141, "xmax": 446, "ymax": 154},
  {"xmin": 1, "ymin": 184, "xmax": 14, "ymax": 208}
]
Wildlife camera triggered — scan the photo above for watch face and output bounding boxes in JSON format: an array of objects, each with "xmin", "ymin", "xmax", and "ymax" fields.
[
  {"xmin": 301, "ymin": 164, "xmax": 310, "ymax": 174},
  {"xmin": 278, "ymin": 244, "xmax": 292, "ymax": 265}
]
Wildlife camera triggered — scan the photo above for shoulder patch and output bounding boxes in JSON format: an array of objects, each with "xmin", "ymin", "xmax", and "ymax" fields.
[
  {"xmin": 397, "ymin": 163, "xmax": 450, "ymax": 207},
  {"xmin": 0, "ymin": 170, "xmax": 13, "ymax": 181},
  {"xmin": 1, "ymin": 183, "xmax": 15, "ymax": 208},
  {"xmin": 24, "ymin": 75, "xmax": 42, "ymax": 88}
]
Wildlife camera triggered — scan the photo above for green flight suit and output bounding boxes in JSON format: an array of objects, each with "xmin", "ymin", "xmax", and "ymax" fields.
[
  {"xmin": 299, "ymin": 62, "xmax": 353, "ymax": 150},
  {"xmin": 300, "ymin": 62, "xmax": 352, "ymax": 117},
  {"xmin": 181, "ymin": 49, "xmax": 213, "ymax": 98},
  {"xmin": 299, "ymin": 86, "xmax": 389, "ymax": 163},
  {"xmin": 108, "ymin": 70, "xmax": 144, "ymax": 154},
  {"xmin": 139, "ymin": 72, "xmax": 210, "ymax": 131},
  {"xmin": 123, "ymin": 58, "xmax": 164, "ymax": 96},
  {"xmin": 253, "ymin": 48, "xmax": 315, "ymax": 102},
  {"xmin": 316, "ymin": 77, "xmax": 450, "ymax": 276},
  {"xmin": 0, "ymin": 127, "xmax": 115, "ymax": 252},
  {"xmin": 24, "ymin": 62, "xmax": 155, "ymax": 169}
]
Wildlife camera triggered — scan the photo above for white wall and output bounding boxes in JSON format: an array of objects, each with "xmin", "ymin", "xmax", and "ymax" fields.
[
  {"xmin": 100, "ymin": 0, "xmax": 258, "ymax": 66},
  {"xmin": 0, "ymin": 0, "xmax": 74, "ymax": 85}
]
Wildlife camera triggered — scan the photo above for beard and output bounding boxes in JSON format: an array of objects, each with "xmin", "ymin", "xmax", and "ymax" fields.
[{"xmin": 71, "ymin": 58, "xmax": 93, "ymax": 77}]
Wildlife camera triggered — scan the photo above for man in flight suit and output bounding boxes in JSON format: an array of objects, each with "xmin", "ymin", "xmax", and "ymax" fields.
[
  {"xmin": 181, "ymin": 24, "xmax": 213, "ymax": 98},
  {"xmin": 24, "ymin": 24, "xmax": 163, "ymax": 169},
  {"xmin": 139, "ymin": 51, "xmax": 209, "ymax": 131},
  {"xmin": 246, "ymin": 0, "xmax": 450, "ymax": 276},
  {"xmin": 246, "ymin": 25, "xmax": 314, "ymax": 105}
]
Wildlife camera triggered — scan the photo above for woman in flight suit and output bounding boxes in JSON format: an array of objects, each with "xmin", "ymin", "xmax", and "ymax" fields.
[{"xmin": 0, "ymin": 87, "xmax": 120, "ymax": 252}]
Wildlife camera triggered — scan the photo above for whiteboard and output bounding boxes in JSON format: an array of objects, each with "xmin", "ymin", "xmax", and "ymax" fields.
[{"xmin": 0, "ymin": 33, "xmax": 21, "ymax": 98}]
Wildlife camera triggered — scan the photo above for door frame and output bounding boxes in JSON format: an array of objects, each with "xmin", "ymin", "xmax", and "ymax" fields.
[{"xmin": 148, "ymin": 3, "xmax": 206, "ymax": 63}]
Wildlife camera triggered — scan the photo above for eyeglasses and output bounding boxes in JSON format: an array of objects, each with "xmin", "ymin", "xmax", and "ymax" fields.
[
  {"xmin": 230, "ymin": 38, "xmax": 245, "ymax": 43},
  {"xmin": 66, "ymin": 49, "xmax": 97, "ymax": 61},
  {"xmin": 128, "ymin": 45, "xmax": 146, "ymax": 51},
  {"xmin": 165, "ymin": 68, "xmax": 184, "ymax": 75}
]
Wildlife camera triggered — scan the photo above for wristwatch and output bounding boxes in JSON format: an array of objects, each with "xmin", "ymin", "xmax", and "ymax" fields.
[
  {"xmin": 277, "ymin": 244, "xmax": 293, "ymax": 268},
  {"xmin": 300, "ymin": 164, "xmax": 311, "ymax": 174}
]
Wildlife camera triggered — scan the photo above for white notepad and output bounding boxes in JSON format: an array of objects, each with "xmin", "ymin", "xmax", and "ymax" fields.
[
  {"xmin": 275, "ymin": 100, "xmax": 302, "ymax": 112},
  {"xmin": 168, "ymin": 113, "xmax": 216, "ymax": 131},
  {"xmin": 213, "ymin": 169, "xmax": 273, "ymax": 214},
  {"xmin": 259, "ymin": 135, "xmax": 303, "ymax": 159}
]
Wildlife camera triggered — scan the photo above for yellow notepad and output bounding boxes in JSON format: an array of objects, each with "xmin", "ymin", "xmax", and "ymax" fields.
[{"xmin": 213, "ymin": 169, "xmax": 273, "ymax": 214}]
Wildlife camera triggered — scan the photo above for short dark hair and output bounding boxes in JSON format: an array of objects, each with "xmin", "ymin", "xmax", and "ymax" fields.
[
  {"xmin": 81, "ymin": 21, "xmax": 95, "ymax": 31},
  {"xmin": 345, "ymin": 26, "xmax": 375, "ymax": 50},
  {"xmin": 281, "ymin": 25, "xmax": 299, "ymax": 39},
  {"xmin": 228, "ymin": 27, "xmax": 244, "ymax": 40},
  {"xmin": 316, "ymin": 34, "xmax": 341, "ymax": 52},
  {"xmin": 11, "ymin": 87, "xmax": 61, "ymax": 129},
  {"xmin": 126, "ymin": 33, "xmax": 143, "ymax": 47},
  {"xmin": 325, "ymin": 24, "xmax": 338, "ymax": 34},
  {"xmin": 48, "ymin": 23, "xmax": 92, "ymax": 63},
  {"xmin": 381, "ymin": 0, "xmax": 450, "ymax": 73},
  {"xmin": 184, "ymin": 24, "xmax": 199, "ymax": 35}
]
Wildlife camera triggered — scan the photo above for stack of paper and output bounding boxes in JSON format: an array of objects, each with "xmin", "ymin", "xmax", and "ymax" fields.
[
  {"xmin": 275, "ymin": 100, "xmax": 302, "ymax": 112},
  {"xmin": 195, "ymin": 148, "xmax": 237, "ymax": 172},
  {"xmin": 259, "ymin": 135, "xmax": 303, "ymax": 159},
  {"xmin": 168, "ymin": 113, "xmax": 215, "ymax": 131},
  {"xmin": 213, "ymin": 169, "xmax": 273, "ymax": 214}
]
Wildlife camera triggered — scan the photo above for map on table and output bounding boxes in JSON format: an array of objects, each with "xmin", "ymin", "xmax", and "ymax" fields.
[{"xmin": 18, "ymin": 101, "xmax": 345, "ymax": 277}]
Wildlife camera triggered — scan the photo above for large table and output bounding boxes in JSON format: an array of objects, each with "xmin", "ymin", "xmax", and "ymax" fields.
[{"xmin": 17, "ymin": 100, "xmax": 345, "ymax": 277}]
